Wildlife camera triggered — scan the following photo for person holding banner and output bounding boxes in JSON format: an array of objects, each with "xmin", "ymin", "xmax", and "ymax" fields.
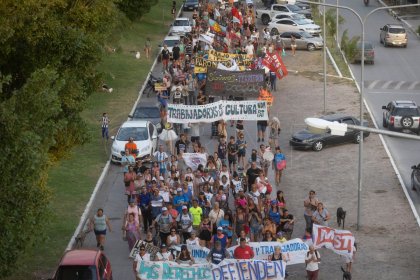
[
  {"xmin": 176, "ymin": 244, "xmax": 195, "ymax": 265},
  {"xmin": 207, "ymin": 240, "xmax": 230, "ymax": 265},
  {"xmin": 233, "ymin": 238, "xmax": 255, "ymax": 259},
  {"xmin": 133, "ymin": 244, "xmax": 151, "ymax": 280},
  {"xmin": 311, "ymin": 202, "xmax": 331, "ymax": 227},
  {"xmin": 155, "ymin": 243, "xmax": 174, "ymax": 261}
]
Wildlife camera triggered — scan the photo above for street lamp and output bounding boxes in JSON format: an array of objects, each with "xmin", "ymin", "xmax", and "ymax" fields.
[{"xmin": 302, "ymin": 0, "xmax": 420, "ymax": 230}]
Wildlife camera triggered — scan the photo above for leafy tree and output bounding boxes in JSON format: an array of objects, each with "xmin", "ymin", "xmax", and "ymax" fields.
[
  {"xmin": 0, "ymin": 0, "xmax": 119, "ymax": 276},
  {"xmin": 341, "ymin": 29, "xmax": 360, "ymax": 62},
  {"xmin": 325, "ymin": 9, "xmax": 345, "ymax": 43},
  {"xmin": 115, "ymin": 0, "xmax": 159, "ymax": 21}
]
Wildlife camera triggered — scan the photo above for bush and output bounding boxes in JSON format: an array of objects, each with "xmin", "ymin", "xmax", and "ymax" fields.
[{"xmin": 341, "ymin": 29, "xmax": 360, "ymax": 62}]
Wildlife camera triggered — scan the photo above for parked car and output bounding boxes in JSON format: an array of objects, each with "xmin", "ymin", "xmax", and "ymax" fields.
[
  {"xmin": 271, "ymin": 12, "xmax": 314, "ymax": 24},
  {"xmin": 169, "ymin": 17, "xmax": 192, "ymax": 36},
  {"xmin": 289, "ymin": 114, "xmax": 370, "ymax": 151},
  {"xmin": 352, "ymin": 41, "xmax": 375, "ymax": 64},
  {"xmin": 269, "ymin": 18, "xmax": 321, "ymax": 36},
  {"xmin": 278, "ymin": 31, "xmax": 323, "ymax": 51},
  {"xmin": 382, "ymin": 100, "xmax": 420, "ymax": 134},
  {"xmin": 111, "ymin": 120, "xmax": 158, "ymax": 163},
  {"xmin": 158, "ymin": 35, "xmax": 181, "ymax": 62},
  {"xmin": 380, "ymin": 24, "xmax": 408, "ymax": 47},
  {"xmin": 256, "ymin": 3, "xmax": 312, "ymax": 25},
  {"xmin": 50, "ymin": 249, "xmax": 112, "ymax": 280},
  {"xmin": 129, "ymin": 102, "xmax": 162, "ymax": 133},
  {"xmin": 412, "ymin": 163, "xmax": 420, "ymax": 192},
  {"xmin": 183, "ymin": 0, "xmax": 199, "ymax": 11}
]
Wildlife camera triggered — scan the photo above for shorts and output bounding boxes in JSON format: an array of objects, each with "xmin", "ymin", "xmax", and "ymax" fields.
[
  {"xmin": 160, "ymin": 168, "xmax": 167, "ymax": 175},
  {"xmin": 228, "ymin": 157, "xmax": 237, "ymax": 164},
  {"xmin": 238, "ymin": 150, "xmax": 246, "ymax": 157},
  {"xmin": 257, "ymin": 124, "xmax": 267, "ymax": 132},
  {"xmin": 94, "ymin": 229, "xmax": 106, "ymax": 236}
]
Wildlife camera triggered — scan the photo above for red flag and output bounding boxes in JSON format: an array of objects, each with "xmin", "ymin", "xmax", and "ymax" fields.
[
  {"xmin": 231, "ymin": 7, "xmax": 243, "ymax": 26},
  {"xmin": 263, "ymin": 51, "xmax": 288, "ymax": 79}
]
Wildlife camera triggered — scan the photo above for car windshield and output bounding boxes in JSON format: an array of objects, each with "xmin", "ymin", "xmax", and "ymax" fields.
[
  {"xmin": 164, "ymin": 39, "xmax": 179, "ymax": 47},
  {"xmin": 174, "ymin": 20, "xmax": 189, "ymax": 26},
  {"xmin": 133, "ymin": 107, "xmax": 160, "ymax": 119},
  {"xmin": 291, "ymin": 14, "xmax": 306, "ymax": 20},
  {"xmin": 117, "ymin": 127, "xmax": 148, "ymax": 141},
  {"xmin": 287, "ymin": 4, "xmax": 301, "ymax": 12},
  {"xmin": 389, "ymin": 28, "xmax": 405, "ymax": 34},
  {"xmin": 186, "ymin": 0, "xmax": 197, "ymax": 3},
  {"xmin": 56, "ymin": 265, "xmax": 97, "ymax": 280},
  {"xmin": 299, "ymin": 31, "xmax": 313, "ymax": 38},
  {"xmin": 394, "ymin": 108, "xmax": 420, "ymax": 116}
]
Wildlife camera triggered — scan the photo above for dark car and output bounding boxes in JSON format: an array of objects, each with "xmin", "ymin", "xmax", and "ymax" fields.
[
  {"xmin": 183, "ymin": 0, "xmax": 199, "ymax": 11},
  {"xmin": 129, "ymin": 102, "xmax": 162, "ymax": 133},
  {"xmin": 51, "ymin": 249, "xmax": 112, "ymax": 280},
  {"xmin": 412, "ymin": 163, "xmax": 420, "ymax": 192},
  {"xmin": 352, "ymin": 41, "xmax": 375, "ymax": 64},
  {"xmin": 289, "ymin": 114, "xmax": 370, "ymax": 151}
]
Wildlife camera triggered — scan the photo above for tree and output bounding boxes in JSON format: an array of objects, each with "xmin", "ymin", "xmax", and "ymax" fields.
[
  {"xmin": 341, "ymin": 29, "xmax": 360, "ymax": 62},
  {"xmin": 0, "ymin": 0, "xmax": 118, "ymax": 276},
  {"xmin": 115, "ymin": 0, "xmax": 159, "ymax": 21}
]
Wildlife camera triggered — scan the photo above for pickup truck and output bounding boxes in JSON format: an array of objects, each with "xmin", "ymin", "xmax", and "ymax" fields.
[{"xmin": 256, "ymin": 4, "xmax": 312, "ymax": 25}]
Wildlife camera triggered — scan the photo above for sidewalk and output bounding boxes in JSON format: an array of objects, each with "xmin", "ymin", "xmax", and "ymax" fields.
[{"xmin": 379, "ymin": 0, "xmax": 420, "ymax": 38}]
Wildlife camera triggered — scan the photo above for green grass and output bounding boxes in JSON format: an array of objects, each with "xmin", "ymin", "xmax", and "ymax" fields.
[{"xmin": 5, "ymin": 1, "xmax": 172, "ymax": 279}]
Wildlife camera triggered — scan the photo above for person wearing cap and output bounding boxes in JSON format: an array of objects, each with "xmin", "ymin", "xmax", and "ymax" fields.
[
  {"xmin": 176, "ymin": 244, "xmax": 195, "ymax": 265},
  {"xmin": 151, "ymin": 206, "xmax": 173, "ymax": 245},
  {"xmin": 210, "ymin": 226, "xmax": 228, "ymax": 249},
  {"xmin": 189, "ymin": 199, "xmax": 203, "ymax": 231},
  {"xmin": 207, "ymin": 240, "xmax": 230, "ymax": 265},
  {"xmin": 166, "ymin": 203, "xmax": 178, "ymax": 220},
  {"xmin": 173, "ymin": 187, "xmax": 188, "ymax": 214},
  {"xmin": 176, "ymin": 205, "xmax": 193, "ymax": 243},
  {"xmin": 155, "ymin": 243, "xmax": 173, "ymax": 261},
  {"xmin": 233, "ymin": 238, "xmax": 254, "ymax": 259},
  {"xmin": 133, "ymin": 244, "xmax": 151, "ymax": 278}
]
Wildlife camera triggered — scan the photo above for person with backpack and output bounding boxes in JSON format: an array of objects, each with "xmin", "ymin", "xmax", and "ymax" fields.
[
  {"xmin": 176, "ymin": 206, "xmax": 193, "ymax": 243},
  {"xmin": 272, "ymin": 146, "xmax": 286, "ymax": 187},
  {"xmin": 151, "ymin": 207, "xmax": 173, "ymax": 245},
  {"xmin": 305, "ymin": 245, "xmax": 321, "ymax": 280},
  {"xmin": 207, "ymin": 240, "xmax": 230, "ymax": 265}
]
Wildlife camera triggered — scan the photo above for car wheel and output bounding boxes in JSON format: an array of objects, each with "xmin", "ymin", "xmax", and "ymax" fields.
[
  {"xmin": 307, "ymin": 43, "xmax": 316, "ymax": 51},
  {"xmin": 262, "ymin": 15, "xmax": 270, "ymax": 25},
  {"xmin": 404, "ymin": 44, "xmax": 407, "ymax": 48},
  {"xmin": 312, "ymin": 140, "xmax": 324, "ymax": 151},
  {"xmin": 401, "ymin": 116, "xmax": 414, "ymax": 128},
  {"xmin": 270, "ymin": 28, "xmax": 279, "ymax": 36},
  {"xmin": 383, "ymin": 117, "xmax": 388, "ymax": 128},
  {"xmin": 354, "ymin": 133, "xmax": 362, "ymax": 144}
]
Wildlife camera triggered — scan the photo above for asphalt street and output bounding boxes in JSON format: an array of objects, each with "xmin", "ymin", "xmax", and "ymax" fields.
[{"xmin": 325, "ymin": 0, "xmax": 420, "ymax": 218}]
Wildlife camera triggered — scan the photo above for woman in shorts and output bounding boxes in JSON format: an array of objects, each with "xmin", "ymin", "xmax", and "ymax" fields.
[{"xmin": 91, "ymin": 208, "xmax": 112, "ymax": 250}]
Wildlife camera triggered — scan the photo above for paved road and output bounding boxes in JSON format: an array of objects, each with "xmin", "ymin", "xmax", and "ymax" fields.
[{"xmin": 326, "ymin": 0, "xmax": 420, "ymax": 218}]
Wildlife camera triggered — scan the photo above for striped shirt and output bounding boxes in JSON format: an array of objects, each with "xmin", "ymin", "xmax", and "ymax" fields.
[{"xmin": 102, "ymin": 116, "xmax": 109, "ymax": 128}]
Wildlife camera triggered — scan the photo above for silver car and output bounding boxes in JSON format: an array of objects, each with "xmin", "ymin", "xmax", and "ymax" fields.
[
  {"xmin": 382, "ymin": 100, "xmax": 420, "ymax": 134},
  {"xmin": 277, "ymin": 31, "xmax": 323, "ymax": 51},
  {"xmin": 379, "ymin": 24, "xmax": 408, "ymax": 47}
]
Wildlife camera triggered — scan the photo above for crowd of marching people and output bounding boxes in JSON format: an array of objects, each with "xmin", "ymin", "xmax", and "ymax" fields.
[{"xmin": 90, "ymin": 1, "xmax": 343, "ymax": 280}]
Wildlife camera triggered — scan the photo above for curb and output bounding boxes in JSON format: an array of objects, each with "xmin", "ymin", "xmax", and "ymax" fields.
[
  {"xmin": 65, "ymin": 6, "xmax": 184, "ymax": 251},
  {"xmin": 378, "ymin": 0, "xmax": 420, "ymax": 39}
]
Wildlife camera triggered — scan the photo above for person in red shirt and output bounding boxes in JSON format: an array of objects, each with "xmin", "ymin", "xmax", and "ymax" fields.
[{"xmin": 233, "ymin": 238, "xmax": 254, "ymax": 259}]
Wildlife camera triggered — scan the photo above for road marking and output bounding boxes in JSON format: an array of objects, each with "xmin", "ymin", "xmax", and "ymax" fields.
[
  {"xmin": 367, "ymin": 80, "xmax": 381, "ymax": 89},
  {"xmin": 408, "ymin": 81, "xmax": 419, "ymax": 90},
  {"xmin": 381, "ymin": 80, "xmax": 394, "ymax": 89},
  {"xmin": 394, "ymin": 81, "xmax": 406, "ymax": 90}
]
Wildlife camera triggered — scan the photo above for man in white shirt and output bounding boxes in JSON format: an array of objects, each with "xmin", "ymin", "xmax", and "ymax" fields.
[{"xmin": 305, "ymin": 245, "xmax": 321, "ymax": 280}]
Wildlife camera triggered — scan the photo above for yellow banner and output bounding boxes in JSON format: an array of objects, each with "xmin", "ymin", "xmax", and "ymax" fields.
[{"xmin": 194, "ymin": 51, "xmax": 253, "ymax": 73}]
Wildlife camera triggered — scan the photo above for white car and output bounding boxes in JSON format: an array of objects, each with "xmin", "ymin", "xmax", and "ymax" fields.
[
  {"xmin": 269, "ymin": 18, "xmax": 321, "ymax": 36},
  {"xmin": 111, "ymin": 120, "xmax": 158, "ymax": 163},
  {"xmin": 271, "ymin": 12, "xmax": 314, "ymax": 24},
  {"xmin": 169, "ymin": 17, "xmax": 192, "ymax": 36}
]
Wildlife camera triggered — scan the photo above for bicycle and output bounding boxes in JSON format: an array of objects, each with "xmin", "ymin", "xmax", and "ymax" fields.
[{"xmin": 143, "ymin": 73, "xmax": 162, "ymax": 98}]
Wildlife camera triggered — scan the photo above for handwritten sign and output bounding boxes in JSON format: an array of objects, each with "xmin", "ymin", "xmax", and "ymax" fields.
[{"xmin": 312, "ymin": 224, "xmax": 355, "ymax": 257}]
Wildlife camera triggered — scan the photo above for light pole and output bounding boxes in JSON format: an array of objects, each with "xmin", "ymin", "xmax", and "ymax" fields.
[
  {"xmin": 336, "ymin": 0, "xmax": 339, "ymax": 46},
  {"xmin": 323, "ymin": 0, "xmax": 327, "ymax": 114},
  {"xmin": 302, "ymin": 0, "xmax": 420, "ymax": 230}
]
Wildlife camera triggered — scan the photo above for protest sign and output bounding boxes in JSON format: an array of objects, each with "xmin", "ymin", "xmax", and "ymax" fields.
[
  {"xmin": 213, "ymin": 259, "xmax": 286, "ymax": 280},
  {"xmin": 205, "ymin": 69, "xmax": 265, "ymax": 97},
  {"xmin": 137, "ymin": 261, "xmax": 212, "ymax": 280},
  {"xmin": 226, "ymin": 239, "xmax": 308, "ymax": 265},
  {"xmin": 154, "ymin": 83, "xmax": 166, "ymax": 92},
  {"xmin": 258, "ymin": 89, "xmax": 274, "ymax": 106},
  {"xmin": 136, "ymin": 259, "xmax": 286, "ymax": 280},
  {"xmin": 263, "ymin": 51, "xmax": 288, "ymax": 79},
  {"xmin": 182, "ymin": 153, "xmax": 208, "ymax": 171},
  {"xmin": 167, "ymin": 100, "xmax": 268, "ymax": 124},
  {"xmin": 312, "ymin": 224, "xmax": 355, "ymax": 257},
  {"xmin": 129, "ymin": 240, "xmax": 160, "ymax": 259}
]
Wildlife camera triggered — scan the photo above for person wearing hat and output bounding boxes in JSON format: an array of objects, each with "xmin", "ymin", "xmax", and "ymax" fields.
[
  {"xmin": 173, "ymin": 187, "xmax": 188, "ymax": 214},
  {"xmin": 207, "ymin": 240, "xmax": 230, "ymax": 265},
  {"xmin": 176, "ymin": 244, "xmax": 195, "ymax": 265},
  {"xmin": 155, "ymin": 243, "xmax": 173, "ymax": 261},
  {"xmin": 176, "ymin": 205, "xmax": 193, "ymax": 243},
  {"xmin": 151, "ymin": 206, "xmax": 173, "ymax": 245},
  {"xmin": 210, "ymin": 226, "xmax": 228, "ymax": 249},
  {"xmin": 133, "ymin": 244, "xmax": 151, "ymax": 278},
  {"xmin": 233, "ymin": 237, "xmax": 254, "ymax": 259}
]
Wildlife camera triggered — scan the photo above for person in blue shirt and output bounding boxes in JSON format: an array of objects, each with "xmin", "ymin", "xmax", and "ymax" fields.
[
  {"xmin": 181, "ymin": 182, "xmax": 193, "ymax": 203},
  {"xmin": 173, "ymin": 188, "xmax": 188, "ymax": 214},
  {"xmin": 268, "ymin": 201, "xmax": 281, "ymax": 226},
  {"xmin": 121, "ymin": 149, "xmax": 135, "ymax": 174},
  {"xmin": 138, "ymin": 186, "xmax": 151, "ymax": 231},
  {"xmin": 218, "ymin": 213, "xmax": 233, "ymax": 247},
  {"xmin": 272, "ymin": 146, "xmax": 286, "ymax": 187}
]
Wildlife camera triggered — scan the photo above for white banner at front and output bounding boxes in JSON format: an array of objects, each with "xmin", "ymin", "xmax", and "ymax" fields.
[
  {"xmin": 312, "ymin": 224, "xmax": 355, "ymax": 257},
  {"xmin": 227, "ymin": 239, "xmax": 308, "ymax": 265},
  {"xmin": 182, "ymin": 153, "xmax": 208, "ymax": 171},
  {"xmin": 167, "ymin": 100, "xmax": 269, "ymax": 124}
]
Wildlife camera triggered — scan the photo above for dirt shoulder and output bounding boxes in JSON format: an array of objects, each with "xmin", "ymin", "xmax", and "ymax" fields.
[{"xmin": 272, "ymin": 51, "xmax": 420, "ymax": 279}]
